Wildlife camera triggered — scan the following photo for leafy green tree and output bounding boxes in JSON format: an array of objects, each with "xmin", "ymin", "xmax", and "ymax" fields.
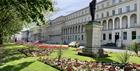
[{"xmin": 0, "ymin": 0, "xmax": 54, "ymax": 45}]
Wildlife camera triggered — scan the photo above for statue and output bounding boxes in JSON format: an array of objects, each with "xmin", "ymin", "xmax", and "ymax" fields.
[
  {"xmin": 79, "ymin": 0, "xmax": 108, "ymax": 57},
  {"xmin": 89, "ymin": 0, "xmax": 96, "ymax": 21}
]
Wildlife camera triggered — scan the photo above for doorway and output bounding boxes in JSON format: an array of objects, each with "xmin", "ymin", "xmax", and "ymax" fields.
[{"xmin": 115, "ymin": 32, "xmax": 119, "ymax": 46}]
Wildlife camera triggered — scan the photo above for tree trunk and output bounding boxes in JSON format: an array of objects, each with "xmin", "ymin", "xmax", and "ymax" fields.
[
  {"xmin": 0, "ymin": 33, "xmax": 3, "ymax": 64},
  {"xmin": 0, "ymin": 33, "xmax": 3, "ymax": 46}
]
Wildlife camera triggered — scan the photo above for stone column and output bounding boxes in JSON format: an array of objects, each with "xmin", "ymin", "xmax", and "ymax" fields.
[
  {"xmin": 120, "ymin": 17, "xmax": 122, "ymax": 29},
  {"xmin": 106, "ymin": 20, "xmax": 109, "ymax": 30},
  {"xmin": 113, "ymin": 18, "xmax": 115, "ymax": 30},
  {"xmin": 128, "ymin": 15, "xmax": 131, "ymax": 28}
]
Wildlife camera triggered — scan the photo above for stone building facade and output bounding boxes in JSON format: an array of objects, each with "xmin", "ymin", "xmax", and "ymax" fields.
[
  {"xmin": 45, "ymin": 16, "xmax": 65, "ymax": 44},
  {"xmin": 30, "ymin": 0, "xmax": 140, "ymax": 47}
]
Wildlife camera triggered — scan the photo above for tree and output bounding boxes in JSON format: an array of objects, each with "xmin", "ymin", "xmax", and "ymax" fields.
[
  {"xmin": 0, "ymin": 0, "xmax": 54, "ymax": 45},
  {"xmin": 0, "ymin": 8, "xmax": 23, "ymax": 44}
]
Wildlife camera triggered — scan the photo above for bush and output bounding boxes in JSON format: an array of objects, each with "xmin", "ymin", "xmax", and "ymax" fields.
[
  {"xmin": 117, "ymin": 51, "xmax": 130, "ymax": 64},
  {"xmin": 130, "ymin": 41, "xmax": 139, "ymax": 56},
  {"xmin": 57, "ymin": 48, "xmax": 63, "ymax": 62}
]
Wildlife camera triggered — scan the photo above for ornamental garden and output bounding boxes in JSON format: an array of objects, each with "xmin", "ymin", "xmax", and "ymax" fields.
[{"xmin": 0, "ymin": 42, "xmax": 140, "ymax": 71}]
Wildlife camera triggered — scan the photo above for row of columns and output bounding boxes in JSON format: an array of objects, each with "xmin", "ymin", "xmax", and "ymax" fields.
[
  {"xmin": 62, "ymin": 25, "xmax": 85, "ymax": 35},
  {"xmin": 102, "ymin": 14, "xmax": 137, "ymax": 30},
  {"xmin": 62, "ymin": 34, "xmax": 84, "ymax": 43}
]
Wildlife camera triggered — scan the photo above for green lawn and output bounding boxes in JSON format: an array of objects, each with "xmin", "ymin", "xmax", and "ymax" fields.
[
  {"xmin": 1, "ymin": 43, "xmax": 140, "ymax": 71},
  {"xmin": 0, "ymin": 43, "xmax": 59, "ymax": 71},
  {"xmin": 50, "ymin": 48, "xmax": 140, "ymax": 64}
]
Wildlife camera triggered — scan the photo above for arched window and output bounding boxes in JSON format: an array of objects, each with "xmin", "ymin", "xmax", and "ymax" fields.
[
  {"xmin": 102, "ymin": 20, "xmax": 107, "ymax": 30},
  {"xmin": 130, "ymin": 14, "xmax": 137, "ymax": 27},
  {"xmin": 114, "ymin": 17, "xmax": 120, "ymax": 29},
  {"xmin": 122, "ymin": 16, "xmax": 128, "ymax": 29},
  {"xmin": 108, "ymin": 19, "xmax": 113, "ymax": 30}
]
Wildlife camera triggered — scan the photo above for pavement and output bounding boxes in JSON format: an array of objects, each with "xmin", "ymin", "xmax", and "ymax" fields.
[
  {"xmin": 80, "ymin": 45, "xmax": 139, "ymax": 54},
  {"xmin": 103, "ymin": 47, "xmax": 140, "ymax": 56},
  {"xmin": 103, "ymin": 48, "xmax": 129, "ymax": 53}
]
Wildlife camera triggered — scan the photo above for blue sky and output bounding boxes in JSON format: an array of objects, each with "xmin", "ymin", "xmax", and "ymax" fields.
[{"xmin": 51, "ymin": 0, "xmax": 102, "ymax": 19}]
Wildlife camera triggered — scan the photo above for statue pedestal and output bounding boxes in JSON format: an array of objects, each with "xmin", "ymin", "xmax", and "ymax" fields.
[{"xmin": 82, "ymin": 21, "xmax": 104, "ymax": 57}]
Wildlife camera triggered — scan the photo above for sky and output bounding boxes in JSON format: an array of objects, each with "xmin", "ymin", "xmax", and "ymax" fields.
[
  {"xmin": 22, "ymin": 0, "xmax": 103, "ymax": 33},
  {"xmin": 51, "ymin": 0, "xmax": 103, "ymax": 19},
  {"xmin": 23, "ymin": 0, "xmax": 103, "ymax": 31}
]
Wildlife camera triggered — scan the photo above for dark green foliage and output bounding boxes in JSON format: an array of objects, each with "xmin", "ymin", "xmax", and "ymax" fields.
[
  {"xmin": 0, "ymin": 0, "xmax": 54, "ymax": 44},
  {"xmin": 0, "ymin": 0, "xmax": 53, "ymax": 25}
]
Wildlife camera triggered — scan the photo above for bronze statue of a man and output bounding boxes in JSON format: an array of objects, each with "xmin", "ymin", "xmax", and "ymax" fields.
[{"xmin": 89, "ymin": 0, "xmax": 96, "ymax": 21}]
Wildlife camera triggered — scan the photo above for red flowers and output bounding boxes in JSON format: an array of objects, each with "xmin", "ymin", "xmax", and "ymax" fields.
[{"xmin": 36, "ymin": 44, "xmax": 68, "ymax": 49}]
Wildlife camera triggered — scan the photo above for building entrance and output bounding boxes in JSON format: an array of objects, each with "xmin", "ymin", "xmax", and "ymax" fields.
[{"xmin": 115, "ymin": 32, "xmax": 119, "ymax": 46}]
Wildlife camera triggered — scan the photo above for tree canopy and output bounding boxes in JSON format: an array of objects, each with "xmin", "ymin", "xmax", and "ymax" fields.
[{"xmin": 0, "ymin": 0, "xmax": 54, "ymax": 44}]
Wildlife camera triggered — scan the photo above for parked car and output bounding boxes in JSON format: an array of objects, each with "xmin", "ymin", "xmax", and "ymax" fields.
[{"xmin": 68, "ymin": 41, "xmax": 80, "ymax": 47}]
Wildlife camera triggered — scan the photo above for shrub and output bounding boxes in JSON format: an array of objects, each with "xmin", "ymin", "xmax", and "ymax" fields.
[
  {"xmin": 117, "ymin": 51, "xmax": 130, "ymax": 64},
  {"xmin": 130, "ymin": 41, "xmax": 139, "ymax": 56},
  {"xmin": 57, "ymin": 48, "xmax": 63, "ymax": 62}
]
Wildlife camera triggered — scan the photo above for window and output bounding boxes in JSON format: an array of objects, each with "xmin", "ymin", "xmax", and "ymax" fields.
[
  {"xmin": 134, "ymin": 3, "xmax": 137, "ymax": 11},
  {"xmin": 75, "ymin": 35, "xmax": 77, "ymax": 40},
  {"xmin": 119, "ymin": 0, "xmax": 122, "ymax": 2},
  {"xmin": 112, "ymin": 0, "xmax": 116, "ymax": 3},
  {"xmin": 132, "ymin": 31, "xmax": 136, "ymax": 40},
  {"xmin": 107, "ymin": 11, "xmax": 109, "ymax": 17},
  {"xmin": 123, "ymin": 32, "xmax": 127, "ymax": 40},
  {"xmin": 81, "ymin": 35, "xmax": 84, "ymax": 40},
  {"xmin": 107, "ymin": 2, "xmax": 110, "ymax": 6},
  {"xmin": 126, "ymin": 6, "xmax": 130, "ymax": 12},
  {"xmin": 101, "ymin": 13, "xmax": 104, "ymax": 18},
  {"xmin": 103, "ymin": 34, "xmax": 106, "ymax": 40},
  {"xmin": 112, "ymin": 10, "xmax": 115, "ymax": 16},
  {"xmin": 96, "ymin": 14, "xmax": 99, "ymax": 19},
  {"xmin": 118, "ymin": 8, "xmax": 122, "ymax": 14},
  {"xmin": 97, "ymin": 6, "xmax": 99, "ymax": 10},
  {"xmin": 109, "ymin": 34, "xmax": 112, "ymax": 40},
  {"xmin": 102, "ymin": 4, "xmax": 104, "ymax": 8}
]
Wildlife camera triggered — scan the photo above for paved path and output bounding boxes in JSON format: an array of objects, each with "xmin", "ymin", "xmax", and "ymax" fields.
[
  {"xmin": 103, "ymin": 48, "xmax": 140, "ymax": 55},
  {"xmin": 103, "ymin": 48, "xmax": 128, "ymax": 53}
]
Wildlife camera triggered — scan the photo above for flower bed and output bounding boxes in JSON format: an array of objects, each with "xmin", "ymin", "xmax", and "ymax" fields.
[
  {"xmin": 37, "ymin": 44, "xmax": 68, "ymax": 49},
  {"xmin": 40, "ymin": 57, "xmax": 140, "ymax": 71},
  {"xmin": 18, "ymin": 42, "xmax": 68, "ymax": 57},
  {"xmin": 18, "ymin": 48, "xmax": 53, "ymax": 57}
]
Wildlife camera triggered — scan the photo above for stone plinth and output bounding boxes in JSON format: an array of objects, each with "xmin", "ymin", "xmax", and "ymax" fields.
[{"xmin": 82, "ymin": 21, "xmax": 103, "ymax": 56}]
